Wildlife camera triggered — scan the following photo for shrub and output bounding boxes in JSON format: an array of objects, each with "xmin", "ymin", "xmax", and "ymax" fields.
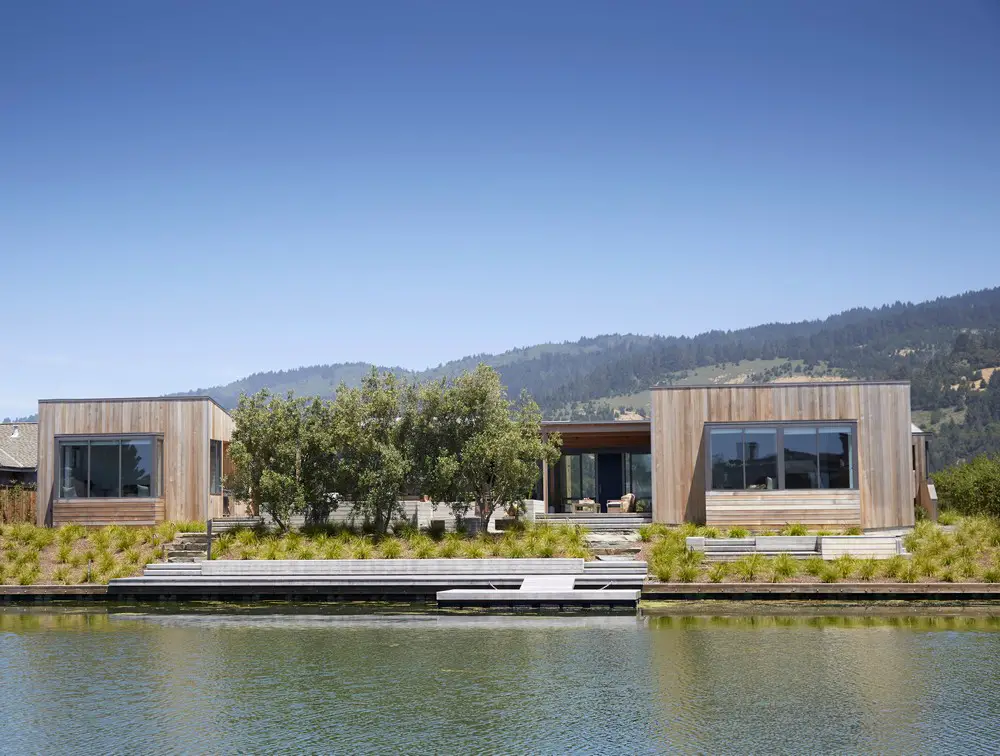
[
  {"xmin": 727, "ymin": 527, "xmax": 749, "ymax": 539},
  {"xmin": 503, "ymin": 542, "xmax": 526, "ymax": 559},
  {"xmin": 651, "ymin": 559, "xmax": 673, "ymax": 583},
  {"xmin": 56, "ymin": 524, "xmax": 86, "ymax": 546},
  {"xmin": 937, "ymin": 510, "xmax": 958, "ymax": 526},
  {"xmin": 156, "ymin": 522, "xmax": 179, "ymax": 543},
  {"xmin": 780, "ymin": 523, "xmax": 807, "ymax": 536},
  {"xmin": 880, "ymin": 555, "xmax": 907, "ymax": 580},
  {"xmin": 733, "ymin": 554, "xmax": 765, "ymax": 582},
  {"xmin": 16, "ymin": 565, "xmax": 39, "ymax": 585},
  {"xmin": 379, "ymin": 538, "xmax": 404, "ymax": 559},
  {"xmin": 933, "ymin": 454, "xmax": 1000, "ymax": 517},
  {"xmin": 678, "ymin": 563, "xmax": 699, "ymax": 583},
  {"xmin": 857, "ymin": 558, "xmax": 878, "ymax": 581},
  {"xmin": 350, "ymin": 539, "xmax": 374, "ymax": 560},
  {"xmin": 708, "ymin": 562, "xmax": 729, "ymax": 583},
  {"xmin": 770, "ymin": 553, "xmax": 798, "ymax": 582},
  {"xmin": 536, "ymin": 541, "xmax": 556, "ymax": 558},
  {"xmin": 819, "ymin": 565, "xmax": 840, "ymax": 583},
  {"xmin": 804, "ymin": 556, "xmax": 826, "ymax": 577},
  {"xmin": 833, "ymin": 554, "xmax": 856, "ymax": 579}
]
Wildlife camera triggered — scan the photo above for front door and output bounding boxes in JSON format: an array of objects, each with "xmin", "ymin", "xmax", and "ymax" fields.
[{"xmin": 597, "ymin": 453, "xmax": 624, "ymax": 511}]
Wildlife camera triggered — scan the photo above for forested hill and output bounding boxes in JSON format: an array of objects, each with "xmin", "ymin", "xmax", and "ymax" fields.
[
  {"xmin": 180, "ymin": 286, "xmax": 1000, "ymax": 410},
  {"xmin": 176, "ymin": 286, "xmax": 1000, "ymax": 469}
]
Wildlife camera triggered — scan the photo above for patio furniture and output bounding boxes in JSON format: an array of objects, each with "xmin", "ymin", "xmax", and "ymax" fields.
[
  {"xmin": 620, "ymin": 493, "xmax": 636, "ymax": 513},
  {"xmin": 572, "ymin": 499, "xmax": 598, "ymax": 513}
]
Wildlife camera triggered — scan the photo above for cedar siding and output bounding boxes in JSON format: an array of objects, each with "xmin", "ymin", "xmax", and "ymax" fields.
[
  {"xmin": 36, "ymin": 397, "xmax": 232, "ymax": 526},
  {"xmin": 650, "ymin": 382, "xmax": 913, "ymax": 530}
]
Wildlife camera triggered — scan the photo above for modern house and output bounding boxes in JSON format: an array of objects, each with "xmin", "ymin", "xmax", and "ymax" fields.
[
  {"xmin": 543, "ymin": 381, "xmax": 929, "ymax": 531},
  {"xmin": 0, "ymin": 422, "xmax": 38, "ymax": 486},
  {"xmin": 32, "ymin": 381, "xmax": 929, "ymax": 531},
  {"xmin": 35, "ymin": 397, "xmax": 233, "ymax": 527}
]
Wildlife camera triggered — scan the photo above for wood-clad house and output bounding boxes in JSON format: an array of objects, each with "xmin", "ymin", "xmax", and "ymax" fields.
[
  {"xmin": 36, "ymin": 397, "xmax": 233, "ymax": 527},
  {"xmin": 544, "ymin": 381, "xmax": 924, "ymax": 531}
]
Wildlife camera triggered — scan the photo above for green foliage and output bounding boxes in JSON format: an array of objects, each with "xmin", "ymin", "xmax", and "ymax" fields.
[
  {"xmin": 727, "ymin": 527, "xmax": 749, "ymax": 539},
  {"xmin": 844, "ymin": 526, "xmax": 863, "ymax": 536},
  {"xmin": 833, "ymin": 554, "xmax": 856, "ymax": 579},
  {"xmin": 378, "ymin": 538, "xmax": 404, "ymax": 559},
  {"xmin": 819, "ymin": 565, "xmax": 840, "ymax": 583},
  {"xmin": 858, "ymin": 558, "xmax": 878, "ymax": 581},
  {"xmin": 733, "ymin": 554, "xmax": 766, "ymax": 582},
  {"xmin": 933, "ymin": 455, "xmax": 1000, "ymax": 518},
  {"xmin": 410, "ymin": 365, "xmax": 561, "ymax": 531},
  {"xmin": 879, "ymin": 555, "xmax": 906, "ymax": 579},
  {"xmin": 770, "ymin": 553, "xmax": 798, "ymax": 582},
  {"xmin": 651, "ymin": 559, "xmax": 673, "ymax": 583},
  {"xmin": 708, "ymin": 562, "xmax": 729, "ymax": 583},
  {"xmin": 983, "ymin": 567, "xmax": 1000, "ymax": 583},
  {"xmin": 637, "ymin": 525, "xmax": 654, "ymax": 543},
  {"xmin": 677, "ymin": 563, "xmax": 699, "ymax": 583},
  {"xmin": 56, "ymin": 524, "xmax": 87, "ymax": 546},
  {"xmin": 780, "ymin": 523, "xmax": 807, "ymax": 536},
  {"xmin": 56, "ymin": 543, "xmax": 72, "ymax": 564},
  {"xmin": 804, "ymin": 556, "xmax": 826, "ymax": 577},
  {"xmin": 349, "ymin": 538, "xmax": 375, "ymax": 560},
  {"xmin": 937, "ymin": 510, "xmax": 959, "ymax": 526}
]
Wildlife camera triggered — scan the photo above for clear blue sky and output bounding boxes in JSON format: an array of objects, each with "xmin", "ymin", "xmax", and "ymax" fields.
[{"xmin": 3, "ymin": 1, "xmax": 999, "ymax": 418}]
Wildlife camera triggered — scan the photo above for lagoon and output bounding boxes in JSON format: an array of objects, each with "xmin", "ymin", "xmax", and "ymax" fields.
[{"xmin": 1, "ymin": 608, "xmax": 999, "ymax": 754}]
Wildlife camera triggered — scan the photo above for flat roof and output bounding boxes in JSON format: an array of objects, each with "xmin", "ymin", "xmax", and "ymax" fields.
[
  {"xmin": 650, "ymin": 380, "xmax": 910, "ymax": 390},
  {"xmin": 541, "ymin": 420, "xmax": 651, "ymax": 433},
  {"xmin": 38, "ymin": 395, "xmax": 231, "ymax": 414}
]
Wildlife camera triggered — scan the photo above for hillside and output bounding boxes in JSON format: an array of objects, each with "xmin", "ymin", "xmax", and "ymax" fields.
[{"xmin": 177, "ymin": 287, "xmax": 1000, "ymax": 469}]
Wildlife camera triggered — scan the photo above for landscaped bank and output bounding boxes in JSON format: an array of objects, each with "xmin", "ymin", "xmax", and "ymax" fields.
[{"xmin": 0, "ymin": 522, "xmax": 204, "ymax": 585}]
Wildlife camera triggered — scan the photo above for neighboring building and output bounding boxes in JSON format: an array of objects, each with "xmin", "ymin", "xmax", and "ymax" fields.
[
  {"xmin": 35, "ymin": 397, "xmax": 233, "ymax": 527},
  {"xmin": 0, "ymin": 422, "xmax": 38, "ymax": 486},
  {"xmin": 543, "ymin": 381, "xmax": 924, "ymax": 531}
]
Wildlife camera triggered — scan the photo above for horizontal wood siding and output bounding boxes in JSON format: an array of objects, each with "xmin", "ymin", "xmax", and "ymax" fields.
[
  {"xmin": 650, "ymin": 383, "xmax": 913, "ymax": 530},
  {"xmin": 706, "ymin": 491, "xmax": 861, "ymax": 529},
  {"xmin": 53, "ymin": 499, "xmax": 165, "ymax": 527},
  {"xmin": 36, "ymin": 398, "xmax": 233, "ymax": 526}
]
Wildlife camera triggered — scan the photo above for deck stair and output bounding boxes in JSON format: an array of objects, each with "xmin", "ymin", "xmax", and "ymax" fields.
[
  {"xmin": 535, "ymin": 513, "xmax": 651, "ymax": 531},
  {"xmin": 109, "ymin": 558, "xmax": 647, "ymax": 608},
  {"xmin": 165, "ymin": 533, "xmax": 210, "ymax": 563},
  {"xmin": 692, "ymin": 536, "xmax": 820, "ymax": 562}
]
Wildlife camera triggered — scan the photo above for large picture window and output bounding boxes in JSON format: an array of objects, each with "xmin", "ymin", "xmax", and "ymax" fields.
[
  {"xmin": 708, "ymin": 423, "xmax": 855, "ymax": 492},
  {"xmin": 58, "ymin": 436, "xmax": 161, "ymax": 499}
]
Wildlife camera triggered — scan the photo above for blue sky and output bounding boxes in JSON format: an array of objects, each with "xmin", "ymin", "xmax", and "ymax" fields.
[{"xmin": 2, "ymin": 1, "xmax": 999, "ymax": 418}]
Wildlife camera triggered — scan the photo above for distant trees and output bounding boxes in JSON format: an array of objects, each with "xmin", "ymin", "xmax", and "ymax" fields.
[
  {"xmin": 227, "ymin": 366, "xmax": 559, "ymax": 534},
  {"xmin": 933, "ymin": 454, "xmax": 1000, "ymax": 518}
]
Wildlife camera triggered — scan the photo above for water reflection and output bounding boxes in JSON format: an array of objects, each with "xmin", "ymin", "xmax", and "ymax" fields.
[{"xmin": 1, "ymin": 608, "xmax": 999, "ymax": 754}]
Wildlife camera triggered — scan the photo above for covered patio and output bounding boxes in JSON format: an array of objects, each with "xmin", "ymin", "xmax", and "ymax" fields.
[{"xmin": 541, "ymin": 420, "xmax": 652, "ymax": 516}]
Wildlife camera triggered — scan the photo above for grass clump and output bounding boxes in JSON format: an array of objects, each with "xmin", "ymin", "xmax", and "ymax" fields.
[
  {"xmin": 819, "ymin": 565, "xmax": 840, "ymax": 583},
  {"xmin": 833, "ymin": 554, "xmax": 856, "ymax": 580},
  {"xmin": 708, "ymin": 562, "xmax": 729, "ymax": 583},
  {"xmin": 857, "ymin": 558, "xmax": 878, "ymax": 581},
  {"xmin": 770, "ymin": 553, "xmax": 798, "ymax": 582},
  {"xmin": 727, "ymin": 527, "xmax": 749, "ymax": 539},
  {"xmin": 733, "ymin": 554, "xmax": 766, "ymax": 582},
  {"xmin": 804, "ymin": 556, "xmax": 826, "ymax": 577},
  {"xmin": 879, "ymin": 555, "xmax": 907, "ymax": 580},
  {"xmin": 378, "ymin": 538, "xmax": 404, "ymax": 559},
  {"xmin": 780, "ymin": 523, "xmax": 808, "ymax": 536}
]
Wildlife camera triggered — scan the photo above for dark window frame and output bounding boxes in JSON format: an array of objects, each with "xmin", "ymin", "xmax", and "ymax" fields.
[
  {"xmin": 56, "ymin": 434, "xmax": 163, "ymax": 500},
  {"xmin": 209, "ymin": 439, "xmax": 223, "ymax": 495},
  {"xmin": 704, "ymin": 421, "xmax": 858, "ymax": 492}
]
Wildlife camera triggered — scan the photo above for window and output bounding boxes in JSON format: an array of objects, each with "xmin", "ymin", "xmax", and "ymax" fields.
[
  {"xmin": 57, "ymin": 436, "xmax": 161, "ymax": 499},
  {"xmin": 707, "ymin": 423, "xmax": 855, "ymax": 491},
  {"xmin": 210, "ymin": 439, "xmax": 223, "ymax": 495}
]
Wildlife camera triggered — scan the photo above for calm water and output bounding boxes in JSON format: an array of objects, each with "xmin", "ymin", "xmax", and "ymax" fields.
[{"xmin": 1, "ymin": 608, "xmax": 1000, "ymax": 754}]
